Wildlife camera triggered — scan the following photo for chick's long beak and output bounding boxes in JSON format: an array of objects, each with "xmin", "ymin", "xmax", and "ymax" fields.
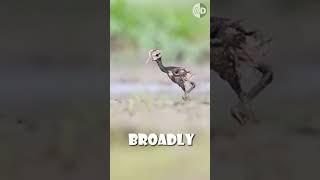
[{"xmin": 146, "ymin": 57, "xmax": 152, "ymax": 64}]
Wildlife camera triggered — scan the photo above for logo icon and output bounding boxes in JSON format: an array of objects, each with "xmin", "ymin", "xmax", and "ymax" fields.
[{"xmin": 192, "ymin": 3, "xmax": 207, "ymax": 18}]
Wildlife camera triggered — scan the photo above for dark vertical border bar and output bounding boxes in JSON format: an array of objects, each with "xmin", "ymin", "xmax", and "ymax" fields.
[
  {"xmin": 106, "ymin": 0, "xmax": 110, "ymax": 178},
  {"xmin": 0, "ymin": 0, "xmax": 109, "ymax": 179},
  {"xmin": 210, "ymin": 2, "xmax": 214, "ymax": 180},
  {"xmin": 210, "ymin": 1, "xmax": 320, "ymax": 180}
]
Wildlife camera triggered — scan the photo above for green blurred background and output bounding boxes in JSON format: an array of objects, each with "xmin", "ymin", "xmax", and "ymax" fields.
[{"xmin": 111, "ymin": 0, "xmax": 210, "ymax": 65}]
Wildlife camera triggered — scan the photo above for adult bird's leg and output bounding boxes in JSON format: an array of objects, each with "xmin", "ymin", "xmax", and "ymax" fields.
[
  {"xmin": 247, "ymin": 63, "xmax": 273, "ymax": 101},
  {"xmin": 213, "ymin": 61, "xmax": 254, "ymax": 124},
  {"xmin": 230, "ymin": 63, "xmax": 273, "ymax": 125},
  {"xmin": 227, "ymin": 76, "xmax": 254, "ymax": 125}
]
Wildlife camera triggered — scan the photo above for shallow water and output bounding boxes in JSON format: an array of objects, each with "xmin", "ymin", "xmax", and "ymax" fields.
[{"xmin": 110, "ymin": 81, "xmax": 210, "ymax": 96}]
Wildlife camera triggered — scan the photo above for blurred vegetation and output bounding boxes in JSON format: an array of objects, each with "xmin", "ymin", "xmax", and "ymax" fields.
[{"xmin": 110, "ymin": 0, "xmax": 210, "ymax": 64}]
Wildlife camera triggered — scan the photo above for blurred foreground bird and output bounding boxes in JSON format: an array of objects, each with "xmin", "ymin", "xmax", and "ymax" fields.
[
  {"xmin": 211, "ymin": 16, "xmax": 273, "ymax": 125},
  {"xmin": 146, "ymin": 49, "xmax": 196, "ymax": 101}
]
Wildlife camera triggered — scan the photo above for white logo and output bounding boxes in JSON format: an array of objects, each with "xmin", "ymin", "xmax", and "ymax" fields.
[{"xmin": 192, "ymin": 3, "xmax": 207, "ymax": 18}]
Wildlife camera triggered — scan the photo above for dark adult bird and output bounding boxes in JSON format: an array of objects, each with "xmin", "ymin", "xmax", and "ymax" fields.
[
  {"xmin": 211, "ymin": 16, "xmax": 273, "ymax": 125},
  {"xmin": 146, "ymin": 49, "xmax": 196, "ymax": 101}
]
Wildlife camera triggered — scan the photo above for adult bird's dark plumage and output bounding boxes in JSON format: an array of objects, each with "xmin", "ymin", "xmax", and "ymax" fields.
[
  {"xmin": 211, "ymin": 16, "xmax": 273, "ymax": 125},
  {"xmin": 146, "ymin": 49, "xmax": 196, "ymax": 101}
]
